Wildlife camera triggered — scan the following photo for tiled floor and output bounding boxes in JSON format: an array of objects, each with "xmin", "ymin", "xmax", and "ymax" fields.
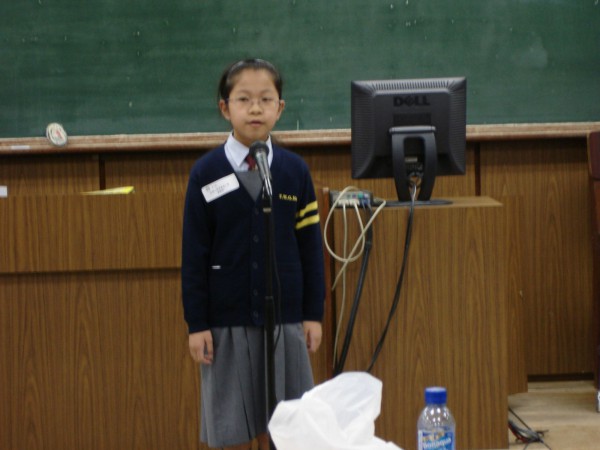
[{"xmin": 495, "ymin": 380, "xmax": 600, "ymax": 450}]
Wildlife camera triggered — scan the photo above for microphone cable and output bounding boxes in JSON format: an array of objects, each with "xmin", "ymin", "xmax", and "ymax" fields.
[{"xmin": 268, "ymin": 209, "xmax": 284, "ymax": 348}]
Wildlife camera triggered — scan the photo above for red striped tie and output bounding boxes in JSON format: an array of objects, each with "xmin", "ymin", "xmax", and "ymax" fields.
[{"xmin": 245, "ymin": 154, "xmax": 257, "ymax": 171}]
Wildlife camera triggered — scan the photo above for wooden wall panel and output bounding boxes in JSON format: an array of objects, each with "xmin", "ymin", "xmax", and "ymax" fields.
[
  {"xmin": 589, "ymin": 131, "xmax": 600, "ymax": 179},
  {"xmin": 503, "ymin": 196, "xmax": 529, "ymax": 394},
  {"xmin": 593, "ymin": 180, "xmax": 600, "ymax": 385},
  {"xmin": 0, "ymin": 154, "xmax": 98, "ymax": 195},
  {"xmin": 0, "ymin": 194, "xmax": 182, "ymax": 273},
  {"xmin": 589, "ymin": 132, "xmax": 600, "ymax": 385},
  {"xmin": 103, "ymin": 152, "xmax": 205, "ymax": 194},
  {"xmin": 0, "ymin": 270, "xmax": 200, "ymax": 450},
  {"xmin": 480, "ymin": 139, "xmax": 594, "ymax": 375}
]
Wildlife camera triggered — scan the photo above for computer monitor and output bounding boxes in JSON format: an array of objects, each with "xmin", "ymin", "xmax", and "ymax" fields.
[{"xmin": 351, "ymin": 77, "xmax": 467, "ymax": 203}]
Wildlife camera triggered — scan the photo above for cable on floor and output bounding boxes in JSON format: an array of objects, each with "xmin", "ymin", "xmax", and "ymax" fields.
[{"xmin": 508, "ymin": 406, "xmax": 551, "ymax": 449}]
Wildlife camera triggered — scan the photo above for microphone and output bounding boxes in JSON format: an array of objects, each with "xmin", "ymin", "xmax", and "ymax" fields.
[{"xmin": 249, "ymin": 140, "xmax": 273, "ymax": 198}]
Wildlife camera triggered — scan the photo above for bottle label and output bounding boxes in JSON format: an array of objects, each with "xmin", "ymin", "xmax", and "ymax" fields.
[{"xmin": 418, "ymin": 430, "xmax": 455, "ymax": 450}]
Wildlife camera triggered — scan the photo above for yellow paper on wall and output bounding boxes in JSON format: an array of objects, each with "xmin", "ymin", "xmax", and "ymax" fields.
[{"xmin": 81, "ymin": 186, "xmax": 135, "ymax": 195}]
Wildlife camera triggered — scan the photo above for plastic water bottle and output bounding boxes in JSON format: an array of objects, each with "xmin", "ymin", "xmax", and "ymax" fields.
[{"xmin": 417, "ymin": 386, "xmax": 456, "ymax": 450}]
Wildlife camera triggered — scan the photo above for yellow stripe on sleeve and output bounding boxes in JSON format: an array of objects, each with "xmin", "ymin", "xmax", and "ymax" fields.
[
  {"xmin": 296, "ymin": 200, "xmax": 318, "ymax": 219},
  {"xmin": 295, "ymin": 213, "xmax": 320, "ymax": 230}
]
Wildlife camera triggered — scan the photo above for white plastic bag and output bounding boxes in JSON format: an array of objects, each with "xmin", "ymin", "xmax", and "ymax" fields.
[{"xmin": 268, "ymin": 371, "xmax": 403, "ymax": 450}]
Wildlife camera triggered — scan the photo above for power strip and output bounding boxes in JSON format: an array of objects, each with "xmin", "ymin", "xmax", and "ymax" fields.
[{"xmin": 330, "ymin": 189, "xmax": 373, "ymax": 207}]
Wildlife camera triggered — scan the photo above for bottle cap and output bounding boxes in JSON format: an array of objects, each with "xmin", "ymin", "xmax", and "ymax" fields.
[{"xmin": 424, "ymin": 386, "xmax": 447, "ymax": 404}]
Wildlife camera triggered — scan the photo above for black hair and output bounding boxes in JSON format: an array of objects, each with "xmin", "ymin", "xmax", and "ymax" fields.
[{"xmin": 217, "ymin": 58, "xmax": 283, "ymax": 102}]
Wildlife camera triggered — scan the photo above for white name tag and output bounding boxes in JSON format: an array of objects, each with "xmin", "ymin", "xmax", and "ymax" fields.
[{"xmin": 201, "ymin": 173, "xmax": 239, "ymax": 203}]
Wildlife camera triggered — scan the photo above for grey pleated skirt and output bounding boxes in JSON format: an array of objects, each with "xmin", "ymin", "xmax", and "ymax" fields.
[{"xmin": 199, "ymin": 323, "xmax": 314, "ymax": 448}]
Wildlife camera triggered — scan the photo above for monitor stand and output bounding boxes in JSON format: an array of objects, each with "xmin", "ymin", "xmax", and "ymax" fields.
[{"xmin": 390, "ymin": 125, "xmax": 438, "ymax": 202}]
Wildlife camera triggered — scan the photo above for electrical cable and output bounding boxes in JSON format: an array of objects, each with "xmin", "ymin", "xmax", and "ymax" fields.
[
  {"xmin": 323, "ymin": 186, "xmax": 386, "ymax": 368},
  {"xmin": 366, "ymin": 179, "xmax": 417, "ymax": 373},
  {"xmin": 328, "ymin": 201, "xmax": 351, "ymax": 366},
  {"xmin": 323, "ymin": 186, "xmax": 386, "ymax": 288},
  {"xmin": 508, "ymin": 407, "xmax": 551, "ymax": 449},
  {"xmin": 324, "ymin": 188, "xmax": 365, "ymax": 272},
  {"xmin": 333, "ymin": 202, "xmax": 350, "ymax": 366},
  {"xmin": 333, "ymin": 205, "xmax": 374, "ymax": 376},
  {"xmin": 331, "ymin": 201, "xmax": 362, "ymax": 290}
]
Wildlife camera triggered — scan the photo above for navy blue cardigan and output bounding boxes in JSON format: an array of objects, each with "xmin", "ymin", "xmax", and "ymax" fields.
[{"xmin": 181, "ymin": 144, "xmax": 325, "ymax": 333}]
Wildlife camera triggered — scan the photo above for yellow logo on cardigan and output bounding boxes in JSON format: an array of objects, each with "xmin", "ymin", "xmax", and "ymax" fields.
[{"xmin": 279, "ymin": 193, "xmax": 298, "ymax": 202}]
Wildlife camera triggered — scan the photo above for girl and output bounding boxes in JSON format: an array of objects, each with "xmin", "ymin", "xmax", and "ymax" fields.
[{"xmin": 181, "ymin": 59, "xmax": 325, "ymax": 450}]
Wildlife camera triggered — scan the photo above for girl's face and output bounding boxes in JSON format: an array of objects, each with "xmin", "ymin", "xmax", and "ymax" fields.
[{"xmin": 219, "ymin": 68, "xmax": 285, "ymax": 148}]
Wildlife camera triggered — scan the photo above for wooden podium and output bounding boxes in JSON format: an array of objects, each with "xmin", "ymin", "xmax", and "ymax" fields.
[
  {"xmin": 330, "ymin": 197, "xmax": 515, "ymax": 450},
  {"xmin": 0, "ymin": 193, "xmax": 198, "ymax": 450}
]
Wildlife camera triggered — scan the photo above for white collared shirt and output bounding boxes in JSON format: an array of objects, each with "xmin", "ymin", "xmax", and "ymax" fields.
[{"xmin": 224, "ymin": 133, "xmax": 274, "ymax": 172}]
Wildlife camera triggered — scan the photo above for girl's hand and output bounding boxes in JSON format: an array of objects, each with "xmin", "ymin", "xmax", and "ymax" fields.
[
  {"xmin": 303, "ymin": 321, "xmax": 322, "ymax": 353},
  {"xmin": 189, "ymin": 330, "xmax": 214, "ymax": 364}
]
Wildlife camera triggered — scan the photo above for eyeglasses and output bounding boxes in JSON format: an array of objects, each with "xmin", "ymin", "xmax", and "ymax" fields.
[{"xmin": 227, "ymin": 96, "xmax": 281, "ymax": 109}]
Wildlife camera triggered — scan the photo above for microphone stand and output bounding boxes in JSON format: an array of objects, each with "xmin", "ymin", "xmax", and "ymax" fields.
[{"xmin": 261, "ymin": 184, "xmax": 277, "ymax": 450}]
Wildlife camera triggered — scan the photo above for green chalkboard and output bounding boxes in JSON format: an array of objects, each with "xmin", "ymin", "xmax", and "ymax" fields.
[{"xmin": 1, "ymin": 0, "xmax": 599, "ymax": 138}]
